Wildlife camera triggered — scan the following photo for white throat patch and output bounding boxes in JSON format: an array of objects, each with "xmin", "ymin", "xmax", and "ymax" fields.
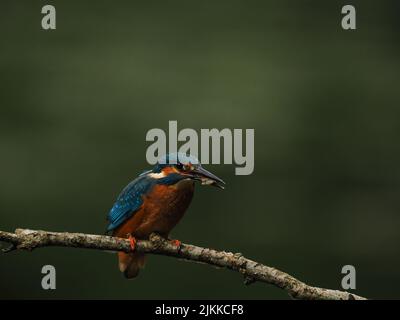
[{"xmin": 148, "ymin": 171, "xmax": 167, "ymax": 179}]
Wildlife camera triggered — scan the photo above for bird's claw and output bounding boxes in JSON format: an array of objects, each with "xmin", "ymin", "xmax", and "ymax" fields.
[
  {"xmin": 127, "ymin": 234, "xmax": 136, "ymax": 251},
  {"xmin": 170, "ymin": 239, "xmax": 181, "ymax": 249}
]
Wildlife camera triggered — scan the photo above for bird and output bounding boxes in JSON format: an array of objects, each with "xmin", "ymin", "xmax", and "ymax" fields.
[{"xmin": 106, "ymin": 153, "xmax": 225, "ymax": 279}]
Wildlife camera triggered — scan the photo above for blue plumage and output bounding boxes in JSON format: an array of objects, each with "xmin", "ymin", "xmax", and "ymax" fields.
[
  {"xmin": 106, "ymin": 175, "xmax": 155, "ymax": 232},
  {"xmin": 153, "ymin": 153, "xmax": 199, "ymax": 172},
  {"xmin": 157, "ymin": 173, "xmax": 187, "ymax": 185},
  {"xmin": 106, "ymin": 173, "xmax": 188, "ymax": 232}
]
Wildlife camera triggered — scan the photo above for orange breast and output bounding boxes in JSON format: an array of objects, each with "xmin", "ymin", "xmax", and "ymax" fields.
[{"xmin": 113, "ymin": 180, "xmax": 194, "ymax": 239}]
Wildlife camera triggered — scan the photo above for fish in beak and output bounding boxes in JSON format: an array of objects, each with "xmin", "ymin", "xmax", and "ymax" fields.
[{"xmin": 191, "ymin": 166, "xmax": 225, "ymax": 189}]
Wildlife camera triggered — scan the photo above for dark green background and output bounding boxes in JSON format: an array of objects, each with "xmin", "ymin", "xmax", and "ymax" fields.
[{"xmin": 1, "ymin": 1, "xmax": 399, "ymax": 299}]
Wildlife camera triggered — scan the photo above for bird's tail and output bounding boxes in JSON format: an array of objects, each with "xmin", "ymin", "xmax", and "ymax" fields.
[{"xmin": 118, "ymin": 251, "xmax": 146, "ymax": 279}]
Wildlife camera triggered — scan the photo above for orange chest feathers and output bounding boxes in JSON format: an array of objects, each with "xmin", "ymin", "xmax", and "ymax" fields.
[
  {"xmin": 145, "ymin": 180, "xmax": 195, "ymax": 220},
  {"xmin": 115, "ymin": 180, "xmax": 195, "ymax": 239}
]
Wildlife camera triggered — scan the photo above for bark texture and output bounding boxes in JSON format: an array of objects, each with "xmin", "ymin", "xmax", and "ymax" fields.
[{"xmin": 0, "ymin": 228, "xmax": 366, "ymax": 300}]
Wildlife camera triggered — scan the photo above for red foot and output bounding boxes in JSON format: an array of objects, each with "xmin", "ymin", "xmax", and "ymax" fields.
[
  {"xmin": 127, "ymin": 234, "xmax": 136, "ymax": 251},
  {"xmin": 170, "ymin": 239, "xmax": 181, "ymax": 249}
]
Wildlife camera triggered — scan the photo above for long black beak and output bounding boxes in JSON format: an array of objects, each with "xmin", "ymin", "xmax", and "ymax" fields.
[{"xmin": 192, "ymin": 166, "xmax": 225, "ymax": 189}]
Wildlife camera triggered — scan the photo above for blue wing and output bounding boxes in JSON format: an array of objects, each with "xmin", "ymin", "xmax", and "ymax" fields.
[{"xmin": 106, "ymin": 175, "xmax": 155, "ymax": 232}]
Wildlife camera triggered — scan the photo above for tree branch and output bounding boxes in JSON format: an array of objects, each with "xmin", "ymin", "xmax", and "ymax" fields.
[{"xmin": 0, "ymin": 228, "xmax": 366, "ymax": 300}]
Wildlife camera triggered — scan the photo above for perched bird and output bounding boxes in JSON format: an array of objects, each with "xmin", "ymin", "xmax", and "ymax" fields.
[{"xmin": 106, "ymin": 153, "xmax": 225, "ymax": 278}]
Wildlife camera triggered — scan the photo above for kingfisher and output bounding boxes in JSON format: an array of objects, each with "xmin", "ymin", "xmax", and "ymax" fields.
[{"xmin": 106, "ymin": 153, "xmax": 225, "ymax": 278}]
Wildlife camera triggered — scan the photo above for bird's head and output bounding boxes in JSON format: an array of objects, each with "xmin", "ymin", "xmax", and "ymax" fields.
[{"xmin": 148, "ymin": 153, "xmax": 225, "ymax": 189}]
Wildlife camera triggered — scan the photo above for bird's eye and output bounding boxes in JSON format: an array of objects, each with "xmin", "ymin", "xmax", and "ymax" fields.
[{"xmin": 176, "ymin": 163, "xmax": 184, "ymax": 170}]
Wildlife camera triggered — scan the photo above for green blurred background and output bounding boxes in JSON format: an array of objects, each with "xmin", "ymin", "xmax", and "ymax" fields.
[{"xmin": 1, "ymin": 0, "xmax": 399, "ymax": 299}]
